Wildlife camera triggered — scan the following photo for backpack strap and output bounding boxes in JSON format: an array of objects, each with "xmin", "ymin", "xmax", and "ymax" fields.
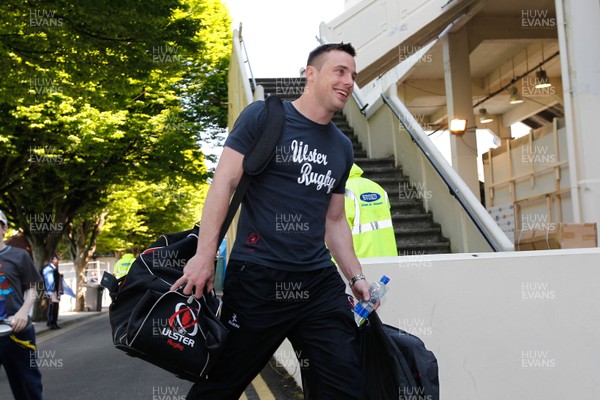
[
  {"xmin": 243, "ymin": 96, "xmax": 284, "ymax": 175},
  {"xmin": 217, "ymin": 95, "xmax": 285, "ymax": 245}
]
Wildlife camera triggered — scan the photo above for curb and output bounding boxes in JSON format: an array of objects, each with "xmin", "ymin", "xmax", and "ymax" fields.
[{"xmin": 34, "ymin": 309, "xmax": 109, "ymax": 335}]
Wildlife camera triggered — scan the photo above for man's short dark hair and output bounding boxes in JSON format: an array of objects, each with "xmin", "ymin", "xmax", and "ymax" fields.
[{"xmin": 307, "ymin": 42, "xmax": 356, "ymax": 69}]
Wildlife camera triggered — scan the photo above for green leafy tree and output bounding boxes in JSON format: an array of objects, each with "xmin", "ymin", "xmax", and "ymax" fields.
[{"xmin": 0, "ymin": 0, "xmax": 231, "ymax": 313}]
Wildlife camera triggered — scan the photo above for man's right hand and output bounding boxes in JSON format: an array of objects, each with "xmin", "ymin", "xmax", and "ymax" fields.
[{"xmin": 170, "ymin": 254, "xmax": 215, "ymax": 299}]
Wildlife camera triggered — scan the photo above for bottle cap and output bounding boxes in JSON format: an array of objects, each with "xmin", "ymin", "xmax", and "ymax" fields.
[{"xmin": 380, "ymin": 275, "xmax": 390, "ymax": 285}]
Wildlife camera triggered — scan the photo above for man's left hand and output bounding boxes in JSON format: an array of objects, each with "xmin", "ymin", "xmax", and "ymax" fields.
[{"xmin": 351, "ymin": 279, "xmax": 380, "ymax": 312}]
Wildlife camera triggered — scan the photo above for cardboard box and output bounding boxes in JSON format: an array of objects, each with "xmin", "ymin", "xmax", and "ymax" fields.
[{"xmin": 515, "ymin": 223, "xmax": 597, "ymax": 251}]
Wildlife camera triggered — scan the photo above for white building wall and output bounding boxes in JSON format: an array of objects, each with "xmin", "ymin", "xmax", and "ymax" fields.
[{"xmin": 275, "ymin": 249, "xmax": 600, "ymax": 398}]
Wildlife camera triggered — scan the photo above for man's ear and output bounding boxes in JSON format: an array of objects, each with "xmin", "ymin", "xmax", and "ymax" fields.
[{"xmin": 305, "ymin": 65, "xmax": 317, "ymax": 82}]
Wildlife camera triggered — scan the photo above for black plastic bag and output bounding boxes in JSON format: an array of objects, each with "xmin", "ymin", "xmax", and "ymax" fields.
[{"xmin": 359, "ymin": 311, "xmax": 417, "ymax": 399}]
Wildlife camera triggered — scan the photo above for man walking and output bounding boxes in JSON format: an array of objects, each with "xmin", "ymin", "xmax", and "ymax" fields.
[
  {"xmin": 41, "ymin": 254, "xmax": 61, "ymax": 329},
  {"xmin": 0, "ymin": 210, "xmax": 44, "ymax": 399},
  {"xmin": 173, "ymin": 43, "xmax": 372, "ymax": 399}
]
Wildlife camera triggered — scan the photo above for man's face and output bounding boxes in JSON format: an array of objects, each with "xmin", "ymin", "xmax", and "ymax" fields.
[
  {"xmin": 0, "ymin": 223, "xmax": 6, "ymax": 239},
  {"xmin": 308, "ymin": 50, "xmax": 357, "ymax": 113}
]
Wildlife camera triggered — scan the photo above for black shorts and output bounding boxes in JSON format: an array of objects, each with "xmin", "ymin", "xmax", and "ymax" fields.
[{"xmin": 187, "ymin": 260, "xmax": 365, "ymax": 400}]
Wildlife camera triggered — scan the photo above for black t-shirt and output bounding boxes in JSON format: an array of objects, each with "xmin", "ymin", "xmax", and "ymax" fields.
[
  {"xmin": 0, "ymin": 246, "xmax": 42, "ymax": 316},
  {"xmin": 224, "ymin": 100, "xmax": 353, "ymax": 271}
]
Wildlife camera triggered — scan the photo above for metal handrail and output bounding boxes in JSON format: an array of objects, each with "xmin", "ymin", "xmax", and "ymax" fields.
[
  {"xmin": 238, "ymin": 23, "xmax": 257, "ymax": 94},
  {"xmin": 382, "ymin": 91, "xmax": 515, "ymax": 252}
]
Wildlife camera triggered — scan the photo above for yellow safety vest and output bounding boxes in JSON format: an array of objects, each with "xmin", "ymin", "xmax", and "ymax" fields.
[
  {"xmin": 345, "ymin": 164, "xmax": 398, "ymax": 258},
  {"xmin": 114, "ymin": 254, "xmax": 136, "ymax": 278}
]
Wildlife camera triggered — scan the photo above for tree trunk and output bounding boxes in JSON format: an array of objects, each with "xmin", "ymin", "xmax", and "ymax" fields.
[{"xmin": 65, "ymin": 213, "xmax": 107, "ymax": 311}]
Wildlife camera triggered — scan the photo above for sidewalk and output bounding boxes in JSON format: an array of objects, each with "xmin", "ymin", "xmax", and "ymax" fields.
[{"xmin": 34, "ymin": 307, "xmax": 109, "ymax": 335}]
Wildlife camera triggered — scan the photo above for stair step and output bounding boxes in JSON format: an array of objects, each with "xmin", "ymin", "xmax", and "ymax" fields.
[
  {"xmin": 254, "ymin": 78, "xmax": 306, "ymax": 101},
  {"xmin": 390, "ymin": 202, "xmax": 424, "ymax": 215},
  {"xmin": 392, "ymin": 213, "xmax": 437, "ymax": 229},
  {"xmin": 397, "ymin": 241, "xmax": 451, "ymax": 255},
  {"xmin": 354, "ymin": 157, "xmax": 396, "ymax": 169},
  {"xmin": 395, "ymin": 227, "xmax": 443, "ymax": 243},
  {"xmin": 361, "ymin": 167, "xmax": 404, "ymax": 179},
  {"xmin": 375, "ymin": 177, "xmax": 411, "ymax": 188}
]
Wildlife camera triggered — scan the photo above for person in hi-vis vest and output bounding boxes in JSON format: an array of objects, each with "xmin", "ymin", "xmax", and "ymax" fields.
[
  {"xmin": 345, "ymin": 163, "xmax": 398, "ymax": 257},
  {"xmin": 114, "ymin": 251, "xmax": 136, "ymax": 278}
]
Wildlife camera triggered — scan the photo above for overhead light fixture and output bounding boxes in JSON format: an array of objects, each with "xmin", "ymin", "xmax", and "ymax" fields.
[
  {"xmin": 535, "ymin": 43, "xmax": 552, "ymax": 89},
  {"xmin": 479, "ymin": 108, "xmax": 493, "ymax": 124},
  {"xmin": 508, "ymin": 58, "xmax": 524, "ymax": 104},
  {"xmin": 534, "ymin": 69, "xmax": 551, "ymax": 89},
  {"xmin": 449, "ymin": 118, "xmax": 467, "ymax": 134},
  {"xmin": 508, "ymin": 86, "xmax": 524, "ymax": 104}
]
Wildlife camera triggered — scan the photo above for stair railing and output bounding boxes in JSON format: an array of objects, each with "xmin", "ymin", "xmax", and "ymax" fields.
[
  {"xmin": 231, "ymin": 28, "xmax": 253, "ymax": 108},
  {"xmin": 238, "ymin": 23, "xmax": 257, "ymax": 94},
  {"xmin": 229, "ymin": 26, "xmax": 265, "ymax": 131},
  {"xmin": 382, "ymin": 89, "xmax": 515, "ymax": 252}
]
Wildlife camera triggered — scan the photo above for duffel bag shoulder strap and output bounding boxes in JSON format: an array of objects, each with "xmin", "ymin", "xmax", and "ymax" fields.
[{"xmin": 218, "ymin": 95, "xmax": 285, "ymax": 245}]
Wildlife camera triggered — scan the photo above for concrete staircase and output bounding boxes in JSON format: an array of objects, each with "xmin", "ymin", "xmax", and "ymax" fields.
[{"xmin": 255, "ymin": 78, "xmax": 451, "ymax": 254}]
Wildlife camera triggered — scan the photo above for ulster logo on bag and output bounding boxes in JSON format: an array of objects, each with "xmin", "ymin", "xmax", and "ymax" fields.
[
  {"xmin": 119, "ymin": 289, "xmax": 225, "ymax": 380},
  {"xmin": 106, "ymin": 228, "xmax": 228, "ymax": 381},
  {"xmin": 161, "ymin": 301, "xmax": 201, "ymax": 349}
]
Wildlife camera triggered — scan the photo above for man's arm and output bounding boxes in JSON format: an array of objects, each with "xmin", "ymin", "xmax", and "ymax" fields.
[
  {"xmin": 171, "ymin": 146, "xmax": 245, "ymax": 298},
  {"xmin": 325, "ymin": 193, "xmax": 372, "ymax": 302},
  {"xmin": 11, "ymin": 286, "xmax": 36, "ymax": 333}
]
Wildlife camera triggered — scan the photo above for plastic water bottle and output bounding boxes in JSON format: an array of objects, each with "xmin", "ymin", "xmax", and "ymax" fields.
[{"xmin": 353, "ymin": 275, "xmax": 390, "ymax": 327}]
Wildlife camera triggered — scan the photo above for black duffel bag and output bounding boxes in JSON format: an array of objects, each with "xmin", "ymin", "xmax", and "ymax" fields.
[
  {"xmin": 102, "ymin": 228, "xmax": 228, "ymax": 381},
  {"xmin": 101, "ymin": 95, "xmax": 286, "ymax": 382}
]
